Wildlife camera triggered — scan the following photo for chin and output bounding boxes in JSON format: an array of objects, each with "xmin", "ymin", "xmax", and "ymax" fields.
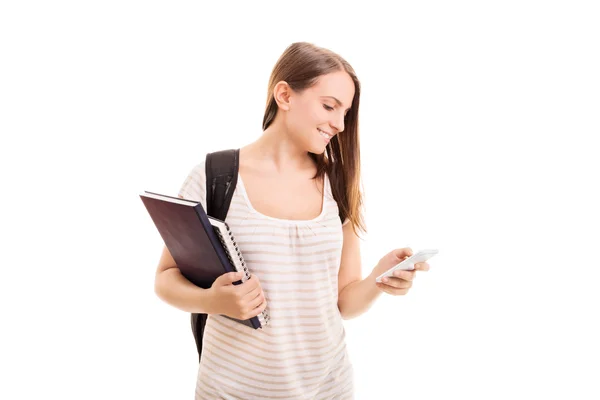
[
  {"xmin": 307, "ymin": 143, "xmax": 327, "ymax": 155},
  {"xmin": 304, "ymin": 132, "xmax": 329, "ymax": 155}
]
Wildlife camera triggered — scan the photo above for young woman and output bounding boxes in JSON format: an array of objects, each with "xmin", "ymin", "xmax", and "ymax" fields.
[{"xmin": 154, "ymin": 42, "xmax": 431, "ymax": 399}]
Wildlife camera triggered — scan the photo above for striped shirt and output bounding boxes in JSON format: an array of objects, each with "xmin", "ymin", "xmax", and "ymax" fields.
[{"xmin": 178, "ymin": 160, "xmax": 354, "ymax": 400}]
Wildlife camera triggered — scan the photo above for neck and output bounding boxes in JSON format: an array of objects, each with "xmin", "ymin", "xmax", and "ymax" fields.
[{"xmin": 244, "ymin": 119, "xmax": 314, "ymax": 174}]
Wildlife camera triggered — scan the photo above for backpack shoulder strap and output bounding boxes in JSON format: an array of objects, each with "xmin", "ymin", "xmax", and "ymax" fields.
[
  {"xmin": 205, "ymin": 148, "xmax": 240, "ymax": 221},
  {"xmin": 191, "ymin": 148, "xmax": 240, "ymax": 364}
]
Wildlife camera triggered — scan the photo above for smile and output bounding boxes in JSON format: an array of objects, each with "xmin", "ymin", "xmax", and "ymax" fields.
[{"xmin": 318, "ymin": 128, "xmax": 333, "ymax": 140}]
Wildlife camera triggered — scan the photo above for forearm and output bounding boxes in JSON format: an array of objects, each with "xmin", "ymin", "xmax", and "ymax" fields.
[
  {"xmin": 337, "ymin": 273, "xmax": 382, "ymax": 320},
  {"xmin": 154, "ymin": 268, "xmax": 215, "ymax": 314}
]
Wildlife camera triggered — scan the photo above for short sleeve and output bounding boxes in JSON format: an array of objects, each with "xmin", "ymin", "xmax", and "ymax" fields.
[{"xmin": 177, "ymin": 161, "xmax": 207, "ymax": 211}]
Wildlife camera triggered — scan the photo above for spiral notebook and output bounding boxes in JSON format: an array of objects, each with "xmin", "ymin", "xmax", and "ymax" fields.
[{"xmin": 140, "ymin": 191, "xmax": 270, "ymax": 329}]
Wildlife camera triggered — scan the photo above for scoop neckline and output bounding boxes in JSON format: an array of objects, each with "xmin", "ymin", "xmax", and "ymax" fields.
[{"xmin": 236, "ymin": 172, "xmax": 329, "ymax": 224}]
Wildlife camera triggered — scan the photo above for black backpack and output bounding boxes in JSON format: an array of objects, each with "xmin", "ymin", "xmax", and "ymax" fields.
[{"xmin": 191, "ymin": 148, "xmax": 240, "ymax": 363}]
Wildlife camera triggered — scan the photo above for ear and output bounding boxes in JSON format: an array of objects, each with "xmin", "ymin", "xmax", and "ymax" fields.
[{"xmin": 273, "ymin": 81, "xmax": 292, "ymax": 111}]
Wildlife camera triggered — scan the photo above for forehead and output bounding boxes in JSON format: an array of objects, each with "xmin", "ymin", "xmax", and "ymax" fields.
[{"xmin": 310, "ymin": 70, "xmax": 355, "ymax": 109}]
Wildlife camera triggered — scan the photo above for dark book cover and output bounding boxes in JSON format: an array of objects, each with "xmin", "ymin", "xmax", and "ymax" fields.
[{"xmin": 140, "ymin": 191, "xmax": 262, "ymax": 329}]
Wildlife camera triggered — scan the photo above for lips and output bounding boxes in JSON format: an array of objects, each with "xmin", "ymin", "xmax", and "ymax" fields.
[{"xmin": 318, "ymin": 128, "xmax": 333, "ymax": 141}]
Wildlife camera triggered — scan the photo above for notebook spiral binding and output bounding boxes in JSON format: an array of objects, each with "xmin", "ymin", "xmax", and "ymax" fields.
[{"xmin": 214, "ymin": 222, "xmax": 271, "ymax": 327}]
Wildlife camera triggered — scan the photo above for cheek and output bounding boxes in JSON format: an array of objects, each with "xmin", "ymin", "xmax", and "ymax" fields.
[
  {"xmin": 290, "ymin": 103, "xmax": 321, "ymax": 129},
  {"xmin": 309, "ymin": 103, "xmax": 327, "ymax": 121},
  {"xmin": 300, "ymin": 97, "xmax": 323, "ymax": 118}
]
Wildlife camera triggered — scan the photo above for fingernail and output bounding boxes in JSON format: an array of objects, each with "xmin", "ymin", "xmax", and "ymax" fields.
[{"xmin": 382, "ymin": 277, "xmax": 389, "ymax": 283}]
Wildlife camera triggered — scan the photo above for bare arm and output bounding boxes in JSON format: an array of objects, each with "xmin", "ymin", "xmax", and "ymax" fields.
[
  {"xmin": 337, "ymin": 221, "xmax": 426, "ymax": 318},
  {"xmin": 337, "ymin": 222, "xmax": 382, "ymax": 320},
  {"xmin": 154, "ymin": 244, "xmax": 267, "ymax": 320},
  {"xmin": 154, "ymin": 245, "xmax": 216, "ymax": 314}
]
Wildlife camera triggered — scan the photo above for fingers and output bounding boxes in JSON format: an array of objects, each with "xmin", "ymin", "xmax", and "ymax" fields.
[
  {"xmin": 247, "ymin": 275, "xmax": 267, "ymax": 317},
  {"xmin": 217, "ymin": 271, "xmax": 245, "ymax": 286},
  {"xmin": 415, "ymin": 262, "xmax": 430, "ymax": 271},
  {"xmin": 251, "ymin": 299, "xmax": 268, "ymax": 318},
  {"xmin": 242, "ymin": 284, "xmax": 264, "ymax": 305},
  {"xmin": 241, "ymin": 290, "xmax": 267, "ymax": 319},
  {"xmin": 392, "ymin": 247, "xmax": 413, "ymax": 262},
  {"xmin": 377, "ymin": 269, "xmax": 414, "ymax": 295},
  {"xmin": 376, "ymin": 281, "xmax": 410, "ymax": 296},
  {"xmin": 248, "ymin": 292, "xmax": 267, "ymax": 313},
  {"xmin": 248, "ymin": 274, "xmax": 262, "ymax": 288},
  {"xmin": 235, "ymin": 274, "xmax": 261, "ymax": 294},
  {"xmin": 389, "ymin": 269, "xmax": 416, "ymax": 282},
  {"xmin": 239, "ymin": 275, "xmax": 266, "ymax": 317},
  {"xmin": 376, "ymin": 258, "xmax": 431, "ymax": 296},
  {"xmin": 380, "ymin": 276, "xmax": 413, "ymax": 290}
]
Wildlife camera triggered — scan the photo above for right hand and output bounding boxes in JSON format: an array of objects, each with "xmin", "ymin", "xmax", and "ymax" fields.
[{"xmin": 208, "ymin": 272, "xmax": 267, "ymax": 320}]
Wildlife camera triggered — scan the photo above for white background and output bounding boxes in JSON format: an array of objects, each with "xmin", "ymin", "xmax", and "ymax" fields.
[{"xmin": 2, "ymin": 1, "xmax": 599, "ymax": 399}]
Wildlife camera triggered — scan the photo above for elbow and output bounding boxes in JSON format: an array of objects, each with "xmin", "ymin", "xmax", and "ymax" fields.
[
  {"xmin": 154, "ymin": 280, "xmax": 161, "ymax": 298},
  {"xmin": 340, "ymin": 311, "xmax": 357, "ymax": 321},
  {"xmin": 154, "ymin": 272, "xmax": 167, "ymax": 301},
  {"xmin": 338, "ymin": 304, "xmax": 355, "ymax": 321},
  {"xmin": 154, "ymin": 265, "xmax": 176, "ymax": 299}
]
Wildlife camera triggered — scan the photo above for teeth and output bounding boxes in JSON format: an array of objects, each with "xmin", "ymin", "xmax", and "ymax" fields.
[{"xmin": 318, "ymin": 129, "xmax": 332, "ymax": 139}]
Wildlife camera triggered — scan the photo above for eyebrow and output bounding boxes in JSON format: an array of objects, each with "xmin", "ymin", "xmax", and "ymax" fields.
[{"xmin": 321, "ymin": 96, "xmax": 351, "ymax": 111}]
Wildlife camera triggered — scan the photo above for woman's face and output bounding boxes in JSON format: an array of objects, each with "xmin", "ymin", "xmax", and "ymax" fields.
[{"xmin": 286, "ymin": 70, "xmax": 355, "ymax": 154}]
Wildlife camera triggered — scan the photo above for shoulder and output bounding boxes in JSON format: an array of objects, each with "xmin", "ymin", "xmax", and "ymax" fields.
[
  {"xmin": 178, "ymin": 160, "xmax": 207, "ymax": 202},
  {"xmin": 186, "ymin": 161, "xmax": 207, "ymax": 181}
]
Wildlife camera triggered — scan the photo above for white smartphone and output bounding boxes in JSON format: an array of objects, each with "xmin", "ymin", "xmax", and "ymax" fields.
[{"xmin": 375, "ymin": 249, "xmax": 439, "ymax": 283}]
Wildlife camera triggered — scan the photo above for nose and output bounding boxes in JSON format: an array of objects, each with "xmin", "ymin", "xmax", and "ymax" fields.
[{"xmin": 331, "ymin": 111, "xmax": 345, "ymax": 134}]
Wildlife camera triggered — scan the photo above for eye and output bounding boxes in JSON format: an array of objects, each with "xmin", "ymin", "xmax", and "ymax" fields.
[{"xmin": 323, "ymin": 104, "xmax": 334, "ymax": 111}]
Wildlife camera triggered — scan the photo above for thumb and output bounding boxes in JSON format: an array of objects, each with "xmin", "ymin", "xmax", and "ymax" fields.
[
  {"xmin": 391, "ymin": 247, "xmax": 413, "ymax": 262},
  {"xmin": 215, "ymin": 271, "xmax": 244, "ymax": 286}
]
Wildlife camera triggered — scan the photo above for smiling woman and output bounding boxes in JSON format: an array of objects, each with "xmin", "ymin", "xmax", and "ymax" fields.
[
  {"xmin": 153, "ymin": 41, "xmax": 430, "ymax": 400},
  {"xmin": 260, "ymin": 42, "xmax": 366, "ymax": 232}
]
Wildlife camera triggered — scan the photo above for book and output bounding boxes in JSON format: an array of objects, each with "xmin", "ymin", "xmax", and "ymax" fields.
[{"xmin": 140, "ymin": 191, "xmax": 270, "ymax": 329}]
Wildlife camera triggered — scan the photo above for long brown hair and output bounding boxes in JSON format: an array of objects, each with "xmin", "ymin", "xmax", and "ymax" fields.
[{"xmin": 262, "ymin": 42, "xmax": 366, "ymax": 236}]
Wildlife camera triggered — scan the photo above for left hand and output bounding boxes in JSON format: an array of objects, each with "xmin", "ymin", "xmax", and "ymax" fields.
[{"xmin": 370, "ymin": 248, "xmax": 430, "ymax": 296}]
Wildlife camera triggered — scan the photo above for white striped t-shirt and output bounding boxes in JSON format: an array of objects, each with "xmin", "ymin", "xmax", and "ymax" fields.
[{"xmin": 178, "ymin": 159, "xmax": 354, "ymax": 400}]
